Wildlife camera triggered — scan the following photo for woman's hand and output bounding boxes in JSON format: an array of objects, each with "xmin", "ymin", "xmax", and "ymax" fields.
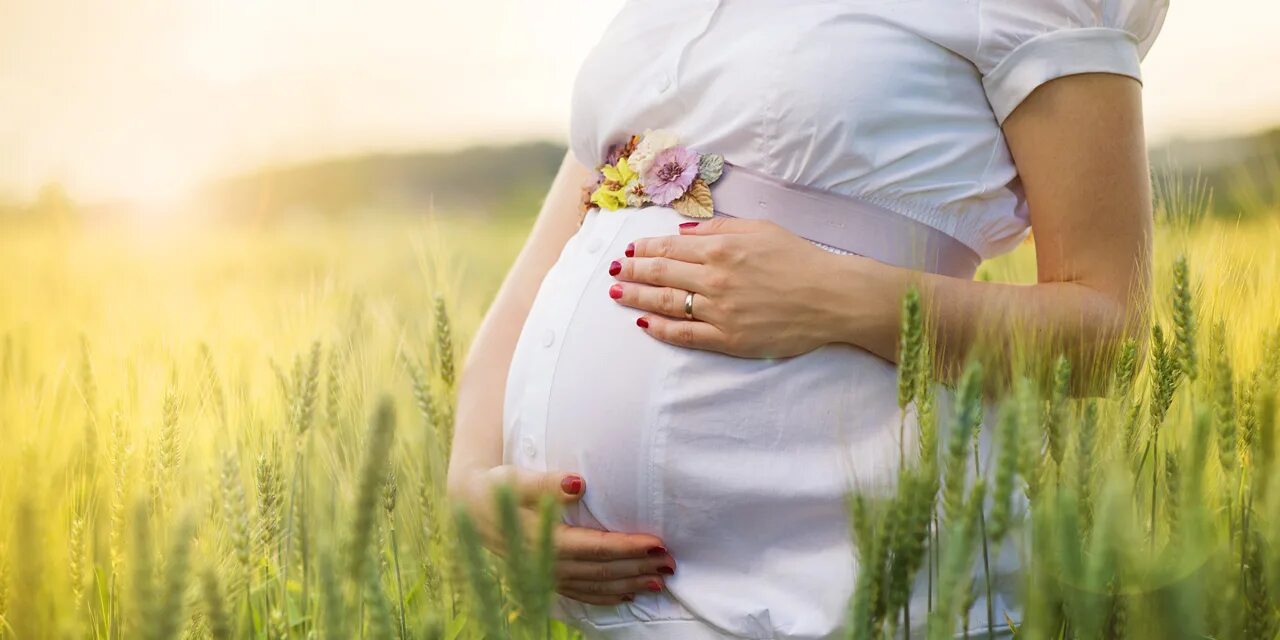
[
  {"xmin": 446, "ymin": 155, "xmax": 678, "ymax": 604},
  {"xmin": 606, "ymin": 73, "xmax": 1153, "ymax": 380},
  {"xmin": 449, "ymin": 466, "xmax": 677, "ymax": 605},
  {"xmin": 608, "ymin": 217, "xmax": 857, "ymax": 358}
]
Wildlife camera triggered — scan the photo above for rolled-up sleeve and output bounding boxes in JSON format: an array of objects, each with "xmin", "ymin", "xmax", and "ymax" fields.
[{"xmin": 975, "ymin": 0, "xmax": 1169, "ymax": 124}]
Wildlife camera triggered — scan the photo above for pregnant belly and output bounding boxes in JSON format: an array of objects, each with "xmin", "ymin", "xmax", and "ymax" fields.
[{"xmin": 503, "ymin": 206, "xmax": 908, "ymax": 637}]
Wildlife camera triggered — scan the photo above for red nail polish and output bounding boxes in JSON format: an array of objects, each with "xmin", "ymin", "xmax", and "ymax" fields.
[
  {"xmin": 679, "ymin": 222, "xmax": 699, "ymax": 229},
  {"xmin": 609, "ymin": 284, "xmax": 623, "ymax": 299},
  {"xmin": 625, "ymin": 242, "xmax": 635, "ymax": 257},
  {"xmin": 647, "ymin": 546, "xmax": 668, "ymax": 557},
  {"xmin": 636, "ymin": 317, "xmax": 649, "ymax": 329},
  {"xmin": 658, "ymin": 565, "xmax": 675, "ymax": 575},
  {"xmin": 647, "ymin": 580, "xmax": 662, "ymax": 592},
  {"xmin": 609, "ymin": 260, "xmax": 621, "ymax": 276},
  {"xmin": 561, "ymin": 475, "xmax": 583, "ymax": 495}
]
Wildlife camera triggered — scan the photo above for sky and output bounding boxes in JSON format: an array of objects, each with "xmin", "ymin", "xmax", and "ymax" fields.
[{"xmin": 1, "ymin": 0, "xmax": 1278, "ymax": 203}]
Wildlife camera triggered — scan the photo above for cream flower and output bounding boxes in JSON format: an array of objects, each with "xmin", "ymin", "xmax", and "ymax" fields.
[
  {"xmin": 625, "ymin": 182, "xmax": 647, "ymax": 208},
  {"xmin": 626, "ymin": 129, "xmax": 680, "ymax": 177}
]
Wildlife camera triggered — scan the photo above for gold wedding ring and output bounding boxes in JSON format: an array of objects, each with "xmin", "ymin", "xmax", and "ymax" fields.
[{"xmin": 684, "ymin": 291, "xmax": 695, "ymax": 320}]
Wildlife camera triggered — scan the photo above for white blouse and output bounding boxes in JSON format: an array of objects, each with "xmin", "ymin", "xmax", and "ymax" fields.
[
  {"xmin": 505, "ymin": 1, "xmax": 1167, "ymax": 638},
  {"xmin": 569, "ymin": 0, "xmax": 1167, "ymax": 260}
]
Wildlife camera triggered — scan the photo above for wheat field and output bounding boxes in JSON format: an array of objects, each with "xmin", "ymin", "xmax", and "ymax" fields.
[{"xmin": 1, "ymin": 201, "xmax": 1278, "ymax": 638}]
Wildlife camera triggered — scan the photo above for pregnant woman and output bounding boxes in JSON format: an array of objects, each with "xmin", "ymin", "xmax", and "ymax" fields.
[{"xmin": 449, "ymin": 0, "xmax": 1166, "ymax": 637}]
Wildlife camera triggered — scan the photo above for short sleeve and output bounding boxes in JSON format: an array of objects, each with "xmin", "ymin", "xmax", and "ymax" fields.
[{"xmin": 975, "ymin": 0, "xmax": 1169, "ymax": 123}]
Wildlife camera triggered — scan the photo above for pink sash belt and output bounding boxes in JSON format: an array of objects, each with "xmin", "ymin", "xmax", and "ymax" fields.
[{"xmin": 711, "ymin": 163, "xmax": 981, "ymax": 279}]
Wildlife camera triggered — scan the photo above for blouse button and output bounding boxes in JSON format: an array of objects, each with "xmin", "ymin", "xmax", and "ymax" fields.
[
  {"xmin": 541, "ymin": 328, "xmax": 556, "ymax": 348},
  {"xmin": 521, "ymin": 436, "xmax": 537, "ymax": 458},
  {"xmin": 586, "ymin": 237, "xmax": 603, "ymax": 253},
  {"xmin": 658, "ymin": 73, "xmax": 673, "ymax": 93}
]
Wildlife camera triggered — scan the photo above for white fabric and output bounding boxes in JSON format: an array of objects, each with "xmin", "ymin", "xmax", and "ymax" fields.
[
  {"xmin": 566, "ymin": 0, "xmax": 1166, "ymax": 260},
  {"xmin": 505, "ymin": 1, "xmax": 1165, "ymax": 638}
]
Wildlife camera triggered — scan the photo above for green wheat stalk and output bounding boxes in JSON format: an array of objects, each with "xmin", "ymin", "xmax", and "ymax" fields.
[
  {"xmin": 200, "ymin": 564, "xmax": 232, "ymax": 640},
  {"xmin": 898, "ymin": 286, "xmax": 924, "ymax": 467},
  {"xmin": 928, "ymin": 480, "xmax": 985, "ymax": 640},
  {"xmin": 1172, "ymin": 255, "xmax": 1198, "ymax": 382},
  {"xmin": 1045, "ymin": 355, "xmax": 1071, "ymax": 475},
  {"xmin": 943, "ymin": 361, "xmax": 982, "ymax": 527},
  {"xmin": 454, "ymin": 508, "xmax": 506, "ymax": 639},
  {"xmin": 988, "ymin": 404, "xmax": 1020, "ymax": 544},
  {"xmin": 347, "ymin": 397, "xmax": 397, "ymax": 586},
  {"xmin": 383, "ymin": 467, "xmax": 408, "ymax": 640}
]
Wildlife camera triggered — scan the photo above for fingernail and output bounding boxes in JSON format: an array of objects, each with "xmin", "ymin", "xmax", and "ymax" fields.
[
  {"xmin": 625, "ymin": 242, "xmax": 635, "ymax": 257},
  {"xmin": 636, "ymin": 317, "xmax": 649, "ymax": 329},
  {"xmin": 622, "ymin": 594, "xmax": 635, "ymax": 602},
  {"xmin": 561, "ymin": 475, "xmax": 583, "ymax": 495},
  {"xmin": 647, "ymin": 546, "xmax": 667, "ymax": 557},
  {"xmin": 608, "ymin": 260, "xmax": 621, "ymax": 276},
  {"xmin": 658, "ymin": 565, "xmax": 675, "ymax": 575},
  {"xmin": 679, "ymin": 222, "xmax": 699, "ymax": 229},
  {"xmin": 609, "ymin": 284, "xmax": 623, "ymax": 300},
  {"xmin": 646, "ymin": 580, "xmax": 662, "ymax": 592}
]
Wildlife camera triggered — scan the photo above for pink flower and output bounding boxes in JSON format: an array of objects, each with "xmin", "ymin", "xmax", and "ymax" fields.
[
  {"xmin": 604, "ymin": 143, "xmax": 625, "ymax": 167},
  {"xmin": 643, "ymin": 146, "xmax": 700, "ymax": 205}
]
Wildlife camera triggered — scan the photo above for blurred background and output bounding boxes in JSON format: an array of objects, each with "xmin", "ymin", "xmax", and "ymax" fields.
[
  {"xmin": 2, "ymin": 0, "xmax": 1278, "ymax": 227},
  {"xmin": 3, "ymin": 0, "xmax": 1280, "ymax": 367},
  {"xmin": 2, "ymin": 4, "xmax": 1280, "ymax": 638}
]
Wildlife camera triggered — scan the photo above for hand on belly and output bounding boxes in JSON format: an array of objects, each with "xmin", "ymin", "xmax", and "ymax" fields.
[
  {"xmin": 507, "ymin": 207, "xmax": 902, "ymax": 631},
  {"xmin": 453, "ymin": 465, "xmax": 678, "ymax": 605},
  {"xmin": 505, "ymin": 207, "xmax": 845, "ymax": 608},
  {"xmin": 608, "ymin": 216, "xmax": 854, "ymax": 358}
]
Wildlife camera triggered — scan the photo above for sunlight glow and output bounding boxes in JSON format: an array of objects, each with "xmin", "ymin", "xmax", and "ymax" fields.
[{"xmin": 0, "ymin": 0, "xmax": 1276, "ymax": 204}]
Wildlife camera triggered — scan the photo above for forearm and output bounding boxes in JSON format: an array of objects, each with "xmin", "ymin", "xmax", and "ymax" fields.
[
  {"xmin": 447, "ymin": 153, "xmax": 592, "ymax": 491},
  {"xmin": 606, "ymin": 75, "xmax": 1152, "ymax": 385},
  {"xmin": 825, "ymin": 255, "xmax": 1143, "ymax": 387},
  {"xmin": 828, "ymin": 75, "xmax": 1152, "ymax": 387},
  {"xmin": 448, "ymin": 300, "xmax": 528, "ymax": 482}
]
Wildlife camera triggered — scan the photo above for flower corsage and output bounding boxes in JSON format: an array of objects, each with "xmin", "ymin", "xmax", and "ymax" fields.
[{"xmin": 581, "ymin": 129, "xmax": 724, "ymax": 219}]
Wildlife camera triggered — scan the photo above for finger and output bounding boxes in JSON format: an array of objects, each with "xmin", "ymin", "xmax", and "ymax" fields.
[
  {"xmin": 676, "ymin": 215, "xmax": 771, "ymax": 236},
  {"xmin": 555, "ymin": 556, "xmax": 677, "ymax": 580},
  {"xmin": 628, "ymin": 233, "xmax": 717, "ymax": 263},
  {"xmin": 635, "ymin": 315, "xmax": 730, "ymax": 352},
  {"xmin": 556, "ymin": 526, "xmax": 666, "ymax": 561},
  {"xmin": 558, "ymin": 575, "xmax": 666, "ymax": 597},
  {"xmin": 476, "ymin": 508, "xmax": 560, "ymax": 558},
  {"xmin": 484, "ymin": 466, "xmax": 585, "ymax": 506},
  {"xmin": 610, "ymin": 284, "xmax": 717, "ymax": 323},
  {"xmin": 557, "ymin": 590, "xmax": 634, "ymax": 606},
  {"xmin": 612, "ymin": 256, "xmax": 703, "ymax": 292}
]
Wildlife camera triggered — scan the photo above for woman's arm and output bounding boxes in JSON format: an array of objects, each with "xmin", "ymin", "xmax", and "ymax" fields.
[
  {"xmin": 447, "ymin": 151, "xmax": 587, "ymax": 482},
  {"xmin": 447, "ymin": 152, "xmax": 673, "ymax": 605},
  {"xmin": 608, "ymin": 73, "xmax": 1152, "ymax": 385},
  {"xmin": 833, "ymin": 73, "xmax": 1153, "ymax": 380}
]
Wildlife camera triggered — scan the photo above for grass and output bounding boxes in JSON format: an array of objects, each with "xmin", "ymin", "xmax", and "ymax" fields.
[{"xmin": 0, "ymin": 203, "xmax": 1278, "ymax": 639}]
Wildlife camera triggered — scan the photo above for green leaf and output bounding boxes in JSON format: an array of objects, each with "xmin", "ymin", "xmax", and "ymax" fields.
[{"xmin": 697, "ymin": 153, "xmax": 724, "ymax": 184}]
